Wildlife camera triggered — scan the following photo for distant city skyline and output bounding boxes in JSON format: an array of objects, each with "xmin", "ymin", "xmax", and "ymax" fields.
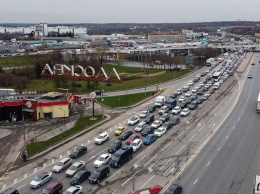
[{"xmin": 1, "ymin": 0, "xmax": 260, "ymax": 23}]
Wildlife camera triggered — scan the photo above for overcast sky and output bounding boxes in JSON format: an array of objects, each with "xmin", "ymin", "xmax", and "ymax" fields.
[{"xmin": 0, "ymin": 0, "xmax": 259, "ymax": 23}]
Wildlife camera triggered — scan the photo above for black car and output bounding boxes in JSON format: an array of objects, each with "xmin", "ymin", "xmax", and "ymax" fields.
[
  {"xmin": 1, "ymin": 188, "xmax": 19, "ymax": 194},
  {"xmin": 186, "ymin": 97, "xmax": 192, "ymax": 104},
  {"xmin": 187, "ymin": 103, "xmax": 196, "ymax": 110},
  {"xmin": 201, "ymin": 72, "xmax": 207, "ymax": 76},
  {"xmin": 118, "ymin": 131, "xmax": 133, "ymax": 140},
  {"xmin": 169, "ymin": 92, "xmax": 178, "ymax": 99},
  {"xmin": 89, "ymin": 166, "xmax": 110, "ymax": 184},
  {"xmin": 70, "ymin": 146, "xmax": 87, "ymax": 159},
  {"xmin": 159, "ymin": 113, "xmax": 170, "ymax": 123},
  {"xmin": 162, "ymin": 122, "xmax": 173, "ymax": 130},
  {"xmin": 70, "ymin": 170, "xmax": 91, "ymax": 185},
  {"xmin": 108, "ymin": 140, "xmax": 122, "ymax": 153},
  {"xmin": 165, "ymin": 184, "xmax": 182, "ymax": 194},
  {"xmin": 179, "ymin": 102, "xmax": 187, "ymax": 109},
  {"xmin": 170, "ymin": 116, "xmax": 180, "ymax": 125},
  {"xmin": 201, "ymin": 95, "xmax": 209, "ymax": 100},
  {"xmin": 190, "ymin": 95, "xmax": 197, "ymax": 101},
  {"xmin": 145, "ymin": 115, "xmax": 155, "ymax": 124},
  {"xmin": 197, "ymin": 89, "xmax": 204, "ymax": 95},
  {"xmin": 202, "ymin": 79, "xmax": 207, "ymax": 84},
  {"xmin": 191, "ymin": 100, "xmax": 198, "ymax": 106},
  {"xmin": 141, "ymin": 126, "xmax": 154, "ymax": 136},
  {"xmin": 182, "ymin": 87, "xmax": 188, "ymax": 92},
  {"xmin": 197, "ymin": 97, "xmax": 204, "ymax": 104},
  {"xmin": 147, "ymin": 104, "xmax": 157, "ymax": 113}
]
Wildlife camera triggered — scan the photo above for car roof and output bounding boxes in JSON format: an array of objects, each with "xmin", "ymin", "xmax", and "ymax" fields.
[
  {"xmin": 139, "ymin": 121, "xmax": 146, "ymax": 125},
  {"xmin": 100, "ymin": 153, "xmax": 109, "ymax": 157},
  {"xmin": 73, "ymin": 161, "xmax": 84, "ymax": 166},
  {"xmin": 99, "ymin": 132, "xmax": 108, "ymax": 135},
  {"xmin": 45, "ymin": 180, "xmax": 60, "ymax": 189},
  {"xmin": 132, "ymin": 139, "xmax": 141, "ymax": 143},
  {"xmin": 59, "ymin": 157, "xmax": 71, "ymax": 163},
  {"xmin": 67, "ymin": 186, "xmax": 81, "ymax": 192}
]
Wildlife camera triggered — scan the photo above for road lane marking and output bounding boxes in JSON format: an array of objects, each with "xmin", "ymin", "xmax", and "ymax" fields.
[
  {"xmin": 176, "ymin": 145, "xmax": 186, "ymax": 155},
  {"xmin": 193, "ymin": 179, "xmax": 198, "ymax": 184},
  {"xmin": 207, "ymin": 117, "xmax": 213, "ymax": 123},
  {"xmin": 186, "ymin": 117, "xmax": 192, "ymax": 124},
  {"xmin": 207, "ymin": 161, "xmax": 211, "ymax": 166},
  {"xmin": 140, "ymin": 175, "xmax": 155, "ymax": 189},
  {"xmin": 107, "ymin": 167, "xmax": 125, "ymax": 181},
  {"xmin": 34, "ymin": 168, "xmax": 37, "ymax": 173},
  {"xmin": 220, "ymin": 106, "xmax": 222, "ymax": 109},
  {"xmin": 218, "ymin": 147, "xmax": 221, "ymax": 151},
  {"xmin": 13, "ymin": 178, "xmax": 17, "ymax": 184},
  {"xmin": 188, "ymin": 133, "xmax": 197, "ymax": 142},
  {"xmin": 198, "ymin": 124, "xmax": 206, "ymax": 131},
  {"xmin": 159, "ymin": 158, "xmax": 172, "ymax": 171},
  {"xmin": 226, "ymin": 136, "xmax": 228, "ymax": 139},
  {"xmin": 233, "ymin": 126, "xmax": 235, "ymax": 129},
  {"xmin": 175, "ymin": 131, "xmax": 184, "ymax": 139},
  {"xmin": 121, "ymin": 170, "xmax": 140, "ymax": 186},
  {"xmin": 144, "ymin": 154, "xmax": 158, "ymax": 167},
  {"xmin": 238, "ymin": 117, "xmax": 240, "ymax": 121},
  {"xmin": 161, "ymin": 142, "xmax": 172, "ymax": 152}
]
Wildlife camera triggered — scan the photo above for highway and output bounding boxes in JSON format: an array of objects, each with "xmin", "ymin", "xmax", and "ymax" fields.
[{"xmin": 0, "ymin": 52, "xmax": 249, "ymax": 194}]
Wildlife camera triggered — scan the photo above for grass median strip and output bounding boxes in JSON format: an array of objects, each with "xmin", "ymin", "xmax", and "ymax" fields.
[
  {"xmin": 26, "ymin": 115, "xmax": 103, "ymax": 156},
  {"xmin": 96, "ymin": 91, "xmax": 156, "ymax": 108}
]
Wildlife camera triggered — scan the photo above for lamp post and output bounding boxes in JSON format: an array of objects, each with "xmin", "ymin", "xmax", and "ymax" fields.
[
  {"xmin": 22, "ymin": 101, "xmax": 32, "ymax": 159},
  {"xmin": 59, "ymin": 108, "xmax": 66, "ymax": 131},
  {"xmin": 101, "ymin": 89, "xmax": 104, "ymax": 119}
]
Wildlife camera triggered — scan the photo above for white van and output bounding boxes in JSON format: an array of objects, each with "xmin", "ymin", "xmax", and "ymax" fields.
[{"xmin": 213, "ymin": 82, "xmax": 220, "ymax": 90}]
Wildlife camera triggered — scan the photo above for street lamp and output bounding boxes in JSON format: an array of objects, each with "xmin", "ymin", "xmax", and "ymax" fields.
[
  {"xmin": 59, "ymin": 108, "xmax": 66, "ymax": 131},
  {"xmin": 101, "ymin": 89, "xmax": 104, "ymax": 119}
]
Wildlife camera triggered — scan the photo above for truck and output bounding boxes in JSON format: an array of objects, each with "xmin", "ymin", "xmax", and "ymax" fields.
[
  {"xmin": 165, "ymin": 98, "xmax": 177, "ymax": 110},
  {"xmin": 257, "ymin": 93, "xmax": 260, "ymax": 113},
  {"xmin": 154, "ymin": 96, "xmax": 165, "ymax": 107}
]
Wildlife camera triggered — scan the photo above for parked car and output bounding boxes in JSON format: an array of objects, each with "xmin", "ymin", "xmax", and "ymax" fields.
[
  {"xmin": 118, "ymin": 131, "xmax": 133, "ymax": 140},
  {"xmin": 135, "ymin": 121, "xmax": 146, "ymax": 132},
  {"xmin": 125, "ymin": 134, "xmax": 140, "ymax": 145},
  {"xmin": 144, "ymin": 134, "xmax": 157, "ymax": 145},
  {"xmin": 94, "ymin": 132, "xmax": 109, "ymax": 145},
  {"xmin": 128, "ymin": 115, "xmax": 140, "ymax": 125},
  {"xmin": 141, "ymin": 126, "xmax": 154, "ymax": 136},
  {"xmin": 179, "ymin": 101, "xmax": 188, "ymax": 109},
  {"xmin": 94, "ymin": 153, "xmax": 112, "ymax": 168},
  {"xmin": 158, "ymin": 105, "xmax": 170, "ymax": 115},
  {"xmin": 40, "ymin": 180, "xmax": 63, "ymax": 194},
  {"xmin": 170, "ymin": 116, "xmax": 180, "ymax": 125},
  {"xmin": 130, "ymin": 139, "xmax": 143, "ymax": 152},
  {"xmin": 1, "ymin": 188, "xmax": 19, "ymax": 194},
  {"xmin": 63, "ymin": 185, "xmax": 82, "ymax": 194},
  {"xmin": 89, "ymin": 166, "xmax": 110, "ymax": 184},
  {"xmin": 70, "ymin": 170, "xmax": 91, "ymax": 185},
  {"xmin": 248, "ymin": 73, "xmax": 253, "ymax": 78},
  {"xmin": 70, "ymin": 146, "xmax": 87, "ymax": 159},
  {"xmin": 172, "ymin": 106, "xmax": 181, "ymax": 114},
  {"xmin": 180, "ymin": 108, "xmax": 190, "ymax": 117},
  {"xmin": 187, "ymin": 103, "xmax": 197, "ymax": 110},
  {"xmin": 65, "ymin": 161, "xmax": 85, "ymax": 177},
  {"xmin": 108, "ymin": 139, "xmax": 122, "ymax": 153},
  {"xmin": 52, "ymin": 157, "xmax": 72, "ymax": 173},
  {"xmin": 147, "ymin": 104, "xmax": 157, "ymax": 113},
  {"xmin": 154, "ymin": 127, "xmax": 167, "ymax": 137},
  {"xmin": 159, "ymin": 113, "xmax": 170, "ymax": 123},
  {"xmin": 145, "ymin": 115, "xmax": 155, "ymax": 124},
  {"xmin": 30, "ymin": 172, "xmax": 52, "ymax": 188},
  {"xmin": 151, "ymin": 120, "xmax": 162, "ymax": 129},
  {"xmin": 114, "ymin": 126, "xmax": 127, "ymax": 136}
]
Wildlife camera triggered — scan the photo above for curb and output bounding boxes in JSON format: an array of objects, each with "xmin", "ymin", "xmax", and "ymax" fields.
[{"xmin": 28, "ymin": 114, "xmax": 111, "ymax": 160}]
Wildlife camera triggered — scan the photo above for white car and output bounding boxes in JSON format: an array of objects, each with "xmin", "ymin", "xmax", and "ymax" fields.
[
  {"xmin": 65, "ymin": 161, "xmax": 85, "ymax": 177},
  {"xmin": 199, "ymin": 82, "xmax": 204, "ymax": 87},
  {"xmin": 183, "ymin": 84, "xmax": 190, "ymax": 89},
  {"xmin": 172, "ymin": 106, "xmax": 181, "ymax": 114},
  {"xmin": 180, "ymin": 108, "xmax": 190, "ymax": 117},
  {"xmin": 94, "ymin": 153, "xmax": 112, "ymax": 168},
  {"xmin": 192, "ymin": 87, "xmax": 200, "ymax": 93},
  {"xmin": 196, "ymin": 74, "xmax": 201, "ymax": 78},
  {"xmin": 154, "ymin": 127, "xmax": 167, "ymax": 137},
  {"xmin": 158, "ymin": 106, "xmax": 169, "ymax": 115},
  {"xmin": 128, "ymin": 115, "xmax": 140, "ymax": 125},
  {"xmin": 95, "ymin": 132, "xmax": 109, "ymax": 145},
  {"xmin": 151, "ymin": 120, "xmax": 162, "ymax": 129},
  {"xmin": 139, "ymin": 110, "xmax": 149, "ymax": 118},
  {"xmin": 178, "ymin": 96, "xmax": 186, "ymax": 102},
  {"xmin": 63, "ymin": 185, "xmax": 83, "ymax": 194},
  {"xmin": 187, "ymin": 81, "xmax": 194, "ymax": 86},
  {"xmin": 52, "ymin": 157, "xmax": 72, "ymax": 173},
  {"xmin": 204, "ymin": 92, "xmax": 211, "ymax": 97},
  {"xmin": 175, "ymin": 89, "xmax": 182, "ymax": 95},
  {"xmin": 130, "ymin": 139, "xmax": 143, "ymax": 152},
  {"xmin": 184, "ymin": 91, "xmax": 192, "ymax": 97},
  {"xmin": 135, "ymin": 121, "xmax": 146, "ymax": 132},
  {"xmin": 30, "ymin": 172, "xmax": 52, "ymax": 188}
]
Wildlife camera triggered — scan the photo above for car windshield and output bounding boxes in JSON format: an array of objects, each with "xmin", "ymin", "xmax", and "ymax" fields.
[
  {"xmin": 137, "ymin": 124, "xmax": 142, "ymax": 128},
  {"xmin": 130, "ymin": 117, "xmax": 136, "ymax": 121},
  {"xmin": 97, "ymin": 156, "xmax": 105, "ymax": 161},
  {"xmin": 110, "ymin": 142, "xmax": 117, "ymax": 148},
  {"xmin": 112, "ymin": 156, "xmax": 120, "ymax": 161},
  {"xmin": 56, "ymin": 162, "xmax": 64, "ymax": 166},
  {"xmin": 41, "ymin": 189, "xmax": 51, "ymax": 194},
  {"xmin": 34, "ymin": 175, "xmax": 43, "ymax": 181},
  {"xmin": 131, "ymin": 142, "xmax": 138, "ymax": 146},
  {"xmin": 73, "ymin": 149, "xmax": 79, "ymax": 153},
  {"xmin": 129, "ymin": 136, "xmax": 135, "ymax": 140},
  {"xmin": 74, "ymin": 173, "xmax": 81, "ymax": 178},
  {"xmin": 156, "ymin": 129, "xmax": 162, "ymax": 132},
  {"xmin": 69, "ymin": 165, "xmax": 77, "ymax": 170},
  {"xmin": 97, "ymin": 135, "xmax": 104, "ymax": 139},
  {"xmin": 63, "ymin": 191, "xmax": 73, "ymax": 194},
  {"xmin": 146, "ymin": 136, "xmax": 152, "ymax": 140},
  {"xmin": 117, "ymin": 128, "xmax": 123, "ymax": 131},
  {"xmin": 93, "ymin": 171, "xmax": 101, "ymax": 176}
]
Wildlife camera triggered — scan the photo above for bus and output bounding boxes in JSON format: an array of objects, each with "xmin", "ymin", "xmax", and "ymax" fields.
[
  {"xmin": 0, "ymin": 89, "xmax": 16, "ymax": 96},
  {"xmin": 212, "ymin": 72, "xmax": 221, "ymax": 82}
]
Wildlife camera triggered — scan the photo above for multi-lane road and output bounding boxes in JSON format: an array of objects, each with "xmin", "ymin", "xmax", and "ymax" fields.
[{"xmin": 0, "ymin": 52, "xmax": 257, "ymax": 194}]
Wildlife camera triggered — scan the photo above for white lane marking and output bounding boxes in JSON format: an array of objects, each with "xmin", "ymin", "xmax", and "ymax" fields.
[
  {"xmin": 233, "ymin": 126, "xmax": 235, "ymax": 129},
  {"xmin": 193, "ymin": 179, "xmax": 198, "ymax": 184},
  {"xmin": 186, "ymin": 126, "xmax": 189, "ymax": 129},
  {"xmin": 17, "ymin": 182, "xmax": 27, "ymax": 190},
  {"xmin": 175, "ymin": 131, "xmax": 184, "ymax": 139},
  {"xmin": 89, "ymin": 145, "xmax": 95, "ymax": 149},
  {"xmin": 2, "ymin": 184, "xmax": 6, "ymax": 190},
  {"xmin": 134, "ymin": 155, "xmax": 146, "ymax": 166},
  {"xmin": 13, "ymin": 178, "xmax": 17, "ymax": 184},
  {"xmin": 188, "ymin": 133, "xmax": 197, "ymax": 142},
  {"xmin": 176, "ymin": 145, "xmax": 186, "ymax": 155},
  {"xmin": 34, "ymin": 168, "xmax": 37, "ymax": 173},
  {"xmin": 220, "ymin": 106, "xmax": 223, "ymax": 109},
  {"xmin": 140, "ymin": 175, "xmax": 155, "ymax": 189},
  {"xmin": 218, "ymin": 147, "xmax": 221, "ymax": 151},
  {"xmin": 144, "ymin": 154, "xmax": 158, "ymax": 167},
  {"xmin": 199, "ymin": 124, "xmax": 206, "ymax": 132},
  {"xmin": 226, "ymin": 136, "xmax": 229, "ymax": 139},
  {"xmin": 121, "ymin": 170, "xmax": 140, "ymax": 186},
  {"xmin": 159, "ymin": 158, "xmax": 172, "ymax": 171},
  {"xmin": 161, "ymin": 142, "xmax": 172, "ymax": 152},
  {"xmin": 207, "ymin": 161, "xmax": 211, "ymax": 166},
  {"xmin": 238, "ymin": 117, "xmax": 240, "ymax": 121},
  {"xmin": 186, "ymin": 117, "xmax": 193, "ymax": 124},
  {"xmin": 207, "ymin": 117, "xmax": 213, "ymax": 123},
  {"xmin": 24, "ymin": 173, "xmax": 27, "ymax": 179}
]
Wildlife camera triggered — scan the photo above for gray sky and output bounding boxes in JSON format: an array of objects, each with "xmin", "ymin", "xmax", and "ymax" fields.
[{"xmin": 0, "ymin": 0, "xmax": 259, "ymax": 23}]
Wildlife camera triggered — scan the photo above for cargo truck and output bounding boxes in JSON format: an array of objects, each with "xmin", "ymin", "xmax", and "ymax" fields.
[{"xmin": 154, "ymin": 96, "xmax": 165, "ymax": 107}]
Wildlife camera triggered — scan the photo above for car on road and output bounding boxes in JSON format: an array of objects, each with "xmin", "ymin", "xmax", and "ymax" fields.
[
  {"xmin": 196, "ymin": 74, "xmax": 201, "ymax": 78},
  {"xmin": 178, "ymin": 96, "xmax": 186, "ymax": 102},
  {"xmin": 187, "ymin": 81, "xmax": 194, "ymax": 86},
  {"xmin": 30, "ymin": 172, "xmax": 52, "ymax": 189},
  {"xmin": 144, "ymin": 134, "xmax": 157, "ymax": 145},
  {"xmin": 154, "ymin": 127, "xmax": 167, "ymax": 137},
  {"xmin": 248, "ymin": 73, "xmax": 253, "ymax": 78},
  {"xmin": 162, "ymin": 122, "xmax": 173, "ymax": 130},
  {"xmin": 118, "ymin": 131, "xmax": 133, "ymax": 140},
  {"xmin": 197, "ymin": 97, "xmax": 203, "ymax": 104},
  {"xmin": 175, "ymin": 89, "xmax": 182, "ymax": 95},
  {"xmin": 130, "ymin": 139, "xmax": 143, "ymax": 152},
  {"xmin": 169, "ymin": 92, "xmax": 178, "ymax": 99},
  {"xmin": 190, "ymin": 94, "xmax": 197, "ymax": 101},
  {"xmin": 151, "ymin": 120, "xmax": 162, "ymax": 129},
  {"xmin": 178, "ymin": 101, "xmax": 188, "ymax": 109},
  {"xmin": 1, "ymin": 188, "xmax": 19, "ymax": 194},
  {"xmin": 135, "ymin": 121, "xmax": 146, "ymax": 132},
  {"xmin": 65, "ymin": 161, "xmax": 85, "ymax": 177},
  {"xmin": 158, "ymin": 105, "xmax": 170, "ymax": 115},
  {"xmin": 147, "ymin": 104, "xmax": 157, "ymax": 113},
  {"xmin": 128, "ymin": 115, "xmax": 139, "ymax": 125},
  {"xmin": 63, "ymin": 185, "xmax": 82, "ymax": 194},
  {"xmin": 94, "ymin": 132, "xmax": 109, "ymax": 145},
  {"xmin": 159, "ymin": 113, "xmax": 170, "ymax": 123},
  {"xmin": 125, "ymin": 134, "xmax": 140, "ymax": 145},
  {"xmin": 209, "ymin": 87, "xmax": 215, "ymax": 94},
  {"xmin": 141, "ymin": 126, "xmax": 154, "ymax": 136},
  {"xmin": 170, "ymin": 116, "xmax": 180, "ymax": 125},
  {"xmin": 197, "ymin": 89, "xmax": 204, "ymax": 95},
  {"xmin": 204, "ymin": 92, "xmax": 211, "ymax": 97},
  {"xmin": 89, "ymin": 166, "xmax": 110, "ymax": 184},
  {"xmin": 165, "ymin": 183, "xmax": 182, "ymax": 194},
  {"xmin": 187, "ymin": 103, "xmax": 197, "ymax": 110},
  {"xmin": 70, "ymin": 146, "xmax": 87, "ymax": 159},
  {"xmin": 94, "ymin": 153, "xmax": 112, "ymax": 168},
  {"xmin": 40, "ymin": 179, "xmax": 63, "ymax": 194},
  {"xmin": 184, "ymin": 91, "xmax": 192, "ymax": 97},
  {"xmin": 192, "ymin": 86, "xmax": 200, "ymax": 93},
  {"xmin": 172, "ymin": 106, "xmax": 181, "ymax": 114},
  {"xmin": 52, "ymin": 157, "xmax": 72, "ymax": 173},
  {"xmin": 193, "ymin": 77, "xmax": 200, "ymax": 83},
  {"xmin": 145, "ymin": 115, "xmax": 155, "ymax": 124},
  {"xmin": 180, "ymin": 108, "xmax": 190, "ymax": 117},
  {"xmin": 114, "ymin": 126, "xmax": 127, "ymax": 136},
  {"xmin": 139, "ymin": 110, "xmax": 149, "ymax": 118},
  {"xmin": 108, "ymin": 139, "xmax": 122, "ymax": 153},
  {"xmin": 70, "ymin": 170, "xmax": 91, "ymax": 185}
]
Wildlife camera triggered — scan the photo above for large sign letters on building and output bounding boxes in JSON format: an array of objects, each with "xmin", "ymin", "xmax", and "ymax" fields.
[{"xmin": 41, "ymin": 64, "xmax": 121, "ymax": 82}]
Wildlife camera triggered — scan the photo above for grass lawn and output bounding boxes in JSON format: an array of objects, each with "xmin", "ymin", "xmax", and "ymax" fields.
[
  {"xmin": 26, "ymin": 115, "xmax": 103, "ymax": 156},
  {"xmin": 96, "ymin": 91, "xmax": 156, "ymax": 108}
]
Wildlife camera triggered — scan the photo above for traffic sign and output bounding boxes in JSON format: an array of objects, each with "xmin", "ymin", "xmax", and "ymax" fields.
[{"xmin": 89, "ymin": 92, "xmax": 96, "ymax": 99}]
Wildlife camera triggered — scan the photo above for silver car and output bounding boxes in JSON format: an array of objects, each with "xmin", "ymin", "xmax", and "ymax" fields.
[
  {"xmin": 30, "ymin": 172, "xmax": 52, "ymax": 188},
  {"xmin": 52, "ymin": 157, "xmax": 72, "ymax": 173}
]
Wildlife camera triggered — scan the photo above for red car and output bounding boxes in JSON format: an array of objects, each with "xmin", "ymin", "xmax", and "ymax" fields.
[
  {"xmin": 209, "ymin": 87, "xmax": 215, "ymax": 94},
  {"xmin": 125, "ymin": 134, "xmax": 140, "ymax": 145},
  {"xmin": 40, "ymin": 180, "xmax": 63, "ymax": 194}
]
